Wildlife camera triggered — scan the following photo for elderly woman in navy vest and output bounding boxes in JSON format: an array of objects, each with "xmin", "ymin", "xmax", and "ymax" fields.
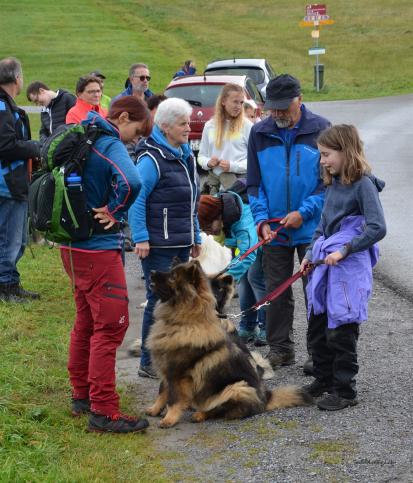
[{"xmin": 129, "ymin": 97, "xmax": 202, "ymax": 378}]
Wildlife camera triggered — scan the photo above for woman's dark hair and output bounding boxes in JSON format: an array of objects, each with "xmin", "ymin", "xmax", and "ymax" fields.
[
  {"xmin": 75, "ymin": 75, "xmax": 102, "ymax": 94},
  {"xmin": 198, "ymin": 195, "xmax": 223, "ymax": 231},
  {"xmin": 108, "ymin": 96, "xmax": 152, "ymax": 137},
  {"xmin": 147, "ymin": 94, "xmax": 167, "ymax": 112}
]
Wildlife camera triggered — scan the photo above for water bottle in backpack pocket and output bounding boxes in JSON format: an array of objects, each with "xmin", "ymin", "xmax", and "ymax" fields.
[
  {"xmin": 58, "ymin": 170, "xmax": 93, "ymax": 241},
  {"xmin": 29, "ymin": 166, "xmax": 93, "ymax": 243}
]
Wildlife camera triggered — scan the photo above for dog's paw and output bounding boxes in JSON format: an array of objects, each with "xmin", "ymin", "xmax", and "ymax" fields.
[
  {"xmin": 145, "ymin": 405, "xmax": 162, "ymax": 417},
  {"xmin": 191, "ymin": 411, "xmax": 207, "ymax": 423},
  {"xmin": 159, "ymin": 417, "xmax": 177, "ymax": 428}
]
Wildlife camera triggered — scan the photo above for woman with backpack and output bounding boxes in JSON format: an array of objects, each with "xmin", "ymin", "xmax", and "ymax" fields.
[{"xmin": 60, "ymin": 96, "xmax": 153, "ymax": 434}]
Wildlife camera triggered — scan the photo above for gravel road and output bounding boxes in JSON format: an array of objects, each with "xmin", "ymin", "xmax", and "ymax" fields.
[{"xmin": 117, "ymin": 253, "xmax": 413, "ymax": 483}]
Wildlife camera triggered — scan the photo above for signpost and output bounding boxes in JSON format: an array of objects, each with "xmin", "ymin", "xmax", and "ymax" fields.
[{"xmin": 299, "ymin": 4, "xmax": 334, "ymax": 92}]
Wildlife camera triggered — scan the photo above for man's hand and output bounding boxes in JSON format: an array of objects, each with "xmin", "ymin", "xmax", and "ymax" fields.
[
  {"xmin": 191, "ymin": 244, "xmax": 202, "ymax": 258},
  {"xmin": 134, "ymin": 241, "xmax": 150, "ymax": 259},
  {"xmin": 324, "ymin": 251, "xmax": 344, "ymax": 266},
  {"xmin": 207, "ymin": 156, "xmax": 220, "ymax": 168},
  {"xmin": 280, "ymin": 211, "xmax": 303, "ymax": 229},
  {"xmin": 259, "ymin": 222, "xmax": 272, "ymax": 241},
  {"xmin": 92, "ymin": 206, "xmax": 116, "ymax": 230},
  {"xmin": 219, "ymin": 159, "xmax": 230, "ymax": 172}
]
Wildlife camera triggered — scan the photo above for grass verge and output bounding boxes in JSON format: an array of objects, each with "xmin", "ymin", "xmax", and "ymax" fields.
[
  {"xmin": 1, "ymin": 0, "xmax": 412, "ymax": 106},
  {"xmin": 0, "ymin": 245, "xmax": 167, "ymax": 482}
]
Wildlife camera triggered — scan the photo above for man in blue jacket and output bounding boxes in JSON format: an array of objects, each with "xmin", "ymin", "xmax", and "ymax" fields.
[
  {"xmin": 112, "ymin": 63, "xmax": 154, "ymax": 105},
  {"xmin": 247, "ymin": 74, "xmax": 330, "ymax": 370},
  {"xmin": 0, "ymin": 57, "xmax": 40, "ymax": 303}
]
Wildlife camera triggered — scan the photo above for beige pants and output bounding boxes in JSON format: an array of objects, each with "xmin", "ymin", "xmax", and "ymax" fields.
[{"xmin": 207, "ymin": 172, "xmax": 243, "ymax": 195}]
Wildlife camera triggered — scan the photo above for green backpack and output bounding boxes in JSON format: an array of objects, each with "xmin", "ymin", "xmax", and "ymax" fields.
[{"xmin": 28, "ymin": 123, "xmax": 103, "ymax": 243}]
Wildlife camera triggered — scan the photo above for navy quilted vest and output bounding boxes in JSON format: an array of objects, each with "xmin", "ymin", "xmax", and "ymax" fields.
[{"xmin": 136, "ymin": 138, "xmax": 199, "ymax": 247}]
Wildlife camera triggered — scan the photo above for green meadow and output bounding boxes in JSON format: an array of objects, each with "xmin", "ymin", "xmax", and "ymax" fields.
[
  {"xmin": 0, "ymin": 1, "xmax": 412, "ymax": 480},
  {"xmin": 1, "ymin": 0, "xmax": 412, "ymax": 106}
]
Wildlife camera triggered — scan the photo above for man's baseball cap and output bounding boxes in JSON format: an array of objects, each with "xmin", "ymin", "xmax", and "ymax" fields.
[
  {"xmin": 264, "ymin": 74, "xmax": 301, "ymax": 110},
  {"xmin": 90, "ymin": 70, "xmax": 106, "ymax": 79}
]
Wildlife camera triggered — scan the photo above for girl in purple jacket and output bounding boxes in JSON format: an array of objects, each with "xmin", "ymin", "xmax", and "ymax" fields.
[{"xmin": 300, "ymin": 124, "xmax": 386, "ymax": 411}]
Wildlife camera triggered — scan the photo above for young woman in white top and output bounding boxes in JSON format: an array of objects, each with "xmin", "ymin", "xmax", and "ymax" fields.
[{"xmin": 198, "ymin": 83, "xmax": 253, "ymax": 194}]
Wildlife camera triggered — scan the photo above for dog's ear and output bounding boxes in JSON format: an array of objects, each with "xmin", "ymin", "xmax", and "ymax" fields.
[
  {"xmin": 171, "ymin": 256, "xmax": 182, "ymax": 268},
  {"xmin": 219, "ymin": 273, "xmax": 234, "ymax": 287},
  {"xmin": 186, "ymin": 260, "xmax": 203, "ymax": 286}
]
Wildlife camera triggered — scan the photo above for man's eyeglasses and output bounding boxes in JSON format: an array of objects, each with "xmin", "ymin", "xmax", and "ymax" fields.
[
  {"xmin": 84, "ymin": 89, "xmax": 102, "ymax": 95},
  {"xmin": 132, "ymin": 75, "xmax": 151, "ymax": 81}
]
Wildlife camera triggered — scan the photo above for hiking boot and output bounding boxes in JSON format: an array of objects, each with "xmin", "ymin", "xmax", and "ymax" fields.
[
  {"xmin": 317, "ymin": 393, "xmax": 358, "ymax": 411},
  {"xmin": 254, "ymin": 328, "xmax": 267, "ymax": 347},
  {"xmin": 267, "ymin": 350, "xmax": 295, "ymax": 369},
  {"xmin": 238, "ymin": 328, "xmax": 256, "ymax": 344},
  {"xmin": 302, "ymin": 379, "xmax": 331, "ymax": 397},
  {"xmin": 303, "ymin": 356, "xmax": 314, "ymax": 376},
  {"xmin": 15, "ymin": 285, "xmax": 41, "ymax": 300},
  {"xmin": 0, "ymin": 284, "xmax": 27, "ymax": 304},
  {"xmin": 71, "ymin": 398, "xmax": 91, "ymax": 417},
  {"xmin": 138, "ymin": 364, "xmax": 159, "ymax": 379},
  {"xmin": 88, "ymin": 412, "xmax": 149, "ymax": 433}
]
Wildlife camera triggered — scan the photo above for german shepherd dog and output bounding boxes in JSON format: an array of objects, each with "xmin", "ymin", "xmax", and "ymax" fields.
[{"xmin": 146, "ymin": 259, "xmax": 312, "ymax": 428}]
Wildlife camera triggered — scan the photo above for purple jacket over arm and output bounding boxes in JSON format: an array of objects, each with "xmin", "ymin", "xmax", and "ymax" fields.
[{"xmin": 306, "ymin": 215, "xmax": 379, "ymax": 329}]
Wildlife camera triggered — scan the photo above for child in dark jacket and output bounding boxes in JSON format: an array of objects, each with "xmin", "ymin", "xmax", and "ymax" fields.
[{"xmin": 300, "ymin": 124, "xmax": 386, "ymax": 411}]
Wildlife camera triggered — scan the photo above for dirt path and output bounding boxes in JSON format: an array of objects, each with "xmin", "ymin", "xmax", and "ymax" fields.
[{"xmin": 117, "ymin": 253, "xmax": 413, "ymax": 483}]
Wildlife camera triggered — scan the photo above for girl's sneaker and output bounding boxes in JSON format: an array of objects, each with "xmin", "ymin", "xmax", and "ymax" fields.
[
  {"xmin": 254, "ymin": 328, "xmax": 267, "ymax": 347},
  {"xmin": 238, "ymin": 328, "xmax": 256, "ymax": 344}
]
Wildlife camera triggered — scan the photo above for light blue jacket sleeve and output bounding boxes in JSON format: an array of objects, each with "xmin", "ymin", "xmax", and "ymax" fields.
[
  {"xmin": 128, "ymin": 155, "xmax": 159, "ymax": 243},
  {"xmin": 226, "ymin": 205, "xmax": 258, "ymax": 282}
]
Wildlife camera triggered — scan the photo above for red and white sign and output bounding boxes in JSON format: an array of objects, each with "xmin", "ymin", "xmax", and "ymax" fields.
[{"xmin": 306, "ymin": 4, "xmax": 327, "ymax": 17}]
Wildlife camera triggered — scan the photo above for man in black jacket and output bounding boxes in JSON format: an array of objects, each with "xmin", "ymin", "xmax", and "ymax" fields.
[
  {"xmin": 0, "ymin": 57, "xmax": 40, "ymax": 302},
  {"xmin": 26, "ymin": 81, "xmax": 76, "ymax": 146}
]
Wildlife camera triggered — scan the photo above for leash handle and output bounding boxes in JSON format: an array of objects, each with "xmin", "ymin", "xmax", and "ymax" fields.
[{"xmin": 215, "ymin": 219, "xmax": 289, "ymax": 278}]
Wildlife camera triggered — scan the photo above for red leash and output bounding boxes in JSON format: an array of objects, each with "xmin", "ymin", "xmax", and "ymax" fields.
[
  {"xmin": 238, "ymin": 218, "xmax": 288, "ymax": 262},
  {"xmin": 227, "ymin": 260, "xmax": 325, "ymax": 320},
  {"xmin": 214, "ymin": 218, "xmax": 288, "ymax": 278}
]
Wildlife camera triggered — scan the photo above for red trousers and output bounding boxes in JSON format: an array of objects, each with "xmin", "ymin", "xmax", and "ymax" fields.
[{"xmin": 61, "ymin": 249, "xmax": 129, "ymax": 415}]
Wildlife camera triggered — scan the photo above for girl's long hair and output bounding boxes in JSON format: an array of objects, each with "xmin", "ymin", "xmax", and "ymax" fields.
[
  {"xmin": 213, "ymin": 83, "xmax": 245, "ymax": 149},
  {"xmin": 317, "ymin": 124, "xmax": 371, "ymax": 185}
]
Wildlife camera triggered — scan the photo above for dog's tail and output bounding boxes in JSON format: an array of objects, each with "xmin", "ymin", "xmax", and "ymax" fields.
[
  {"xmin": 265, "ymin": 386, "xmax": 313, "ymax": 410},
  {"xmin": 249, "ymin": 351, "xmax": 275, "ymax": 380}
]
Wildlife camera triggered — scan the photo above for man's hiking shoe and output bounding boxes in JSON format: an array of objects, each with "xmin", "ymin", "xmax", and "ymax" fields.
[
  {"xmin": 138, "ymin": 364, "xmax": 159, "ymax": 379},
  {"xmin": 267, "ymin": 351, "xmax": 295, "ymax": 369},
  {"xmin": 88, "ymin": 412, "xmax": 149, "ymax": 433},
  {"xmin": 15, "ymin": 285, "xmax": 41, "ymax": 300},
  {"xmin": 317, "ymin": 393, "xmax": 358, "ymax": 411},
  {"xmin": 0, "ymin": 283, "xmax": 30, "ymax": 303},
  {"xmin": 303, "ymin": 356, "xmax": 314, "ymax": 376},
  {"xmin": 71, "ymin": 398, "xmax": 91, "ymax": 417},
  {"xmin": 254, "ymin": 328, "xmax": 267, "ymax": 347},
  {"xmin": 302, "ymin": 380, "xmax": 331, "ymax": 397},
  {"xmin": 238, "ymin": 328, "xmax": 256, "ymax": 344}
]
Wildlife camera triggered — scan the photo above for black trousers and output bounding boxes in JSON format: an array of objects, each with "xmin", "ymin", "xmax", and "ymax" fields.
[
  {"xmin": 308, "ymin": 311, "xmax": 359, "ymax": 399},
  {"xmin": 262, "ymin": 244, "xmax": 308, "ymax": 354}
]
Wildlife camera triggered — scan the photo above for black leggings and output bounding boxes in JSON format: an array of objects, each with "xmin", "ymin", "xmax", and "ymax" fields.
[{"xmin": 308, "ymin": 311, "xmax": 359, "ymax": 399}]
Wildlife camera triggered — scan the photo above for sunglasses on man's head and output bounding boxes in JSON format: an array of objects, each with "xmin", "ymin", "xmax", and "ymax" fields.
[{"xmin": 133, "ymin": 75, "xmax": 151, "ymax": 81}]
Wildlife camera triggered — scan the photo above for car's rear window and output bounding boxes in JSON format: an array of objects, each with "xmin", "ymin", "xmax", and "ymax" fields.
[
  {"xmin": 164, "ymin": 84, "xmax": 224, "ymax": 107},
  {"xmin": 205, "ymin": 67, "xmax": 265, "ymax": 84}
]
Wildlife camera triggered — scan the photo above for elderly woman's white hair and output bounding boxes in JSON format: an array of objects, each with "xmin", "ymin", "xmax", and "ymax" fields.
[{"xmin": 154, "ymin": 97, "xmax": 192, "ymax": 128}]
